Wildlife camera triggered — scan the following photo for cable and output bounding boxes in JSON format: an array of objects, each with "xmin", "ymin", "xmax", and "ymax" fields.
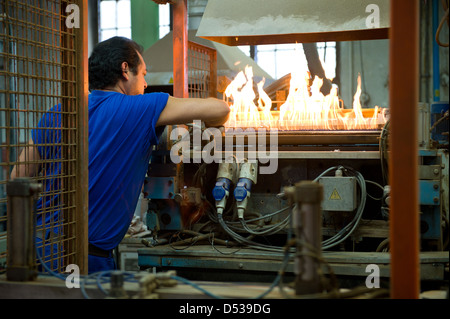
[
  {"xmin": 313, "ymin": 165, "xmax": 367, "ymax": 250},
  {"xmin": 365, "ymin": 179, "xmax": 384, "ymax": 201},
  {"xmin": 169, "ymin": 223, "xmax": 294, "ymax": 300},
  {"xmin": 36, "ymin": 242, "xmax": 68, "ymax": 281},
  {"xmin": 376, "ymin": 238, "xmax": 390, "ymax": 252},
  {"xmin": 436, "ymin": 1, "xmax": 449, "ymax": 47},
  {"xmin": 214, "ymin": 165, "xmax": 367, "ymax": 251},
  {"xmin": 36, "ymin": 236, "xmax": 141, "ymax": 300},
  {"xmin": 226, "ymin": 205, "xmax": 292, "ymax": 225},
  {"xmin": 169, "ymin": 275, "xmax": 225, "ymax": 299},
  {"xmin": 239, "ymin": 215, "xmax": 290, "ymax": 236},
  {"xmin": 379, "ymin": 120, "xmax": 390, "ymax": 185}
]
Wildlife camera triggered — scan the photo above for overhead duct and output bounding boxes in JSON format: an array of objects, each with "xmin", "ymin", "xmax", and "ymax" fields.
[
  {"xmin": 196, "ymin": 0, "xmax": 390, "ymax": 46},
  {"xmin": 142, "ymin": 30, "xmax": 273, "ymax": 86}
]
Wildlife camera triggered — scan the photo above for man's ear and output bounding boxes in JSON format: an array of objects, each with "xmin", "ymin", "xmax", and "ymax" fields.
[{"xmin": 121, "ymin": 62, "xmax": 129, "ymax": 80}]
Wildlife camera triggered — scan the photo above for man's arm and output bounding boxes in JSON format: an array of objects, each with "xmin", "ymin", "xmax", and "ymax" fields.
[
  {"xmin": 10, "ymin": 139, "xmax": 41, "ymax": 179},
  {"xmin": 156, "ymin": 97, "xmax": 230, "ymax": 127}
]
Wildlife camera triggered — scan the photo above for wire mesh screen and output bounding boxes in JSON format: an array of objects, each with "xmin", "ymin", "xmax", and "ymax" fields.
[
  {"xmin": 188, "ymin": 41, "xmax": 217, "ymax": 98},
  {"xmin": 0, "ymin": 0, "xmax": 87, "ymax": 274}
]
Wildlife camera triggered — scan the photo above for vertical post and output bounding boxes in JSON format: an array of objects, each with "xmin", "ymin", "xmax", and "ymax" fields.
[
  {"xmin": 286, "ymin": 181, "xmax": 323, "ymax": 295},
  {"xmin": 432, "ymin": 0, "xmax": 440, "ymax": 102},
  {"xmin": 6, "ymin": 178, "xmax": 42, "ymax": 281},
  {"xmin": 388, "ymin": 0, "xmax": 420, "ymax": 299},
  {"xmin": 210, "ymin": 49, "xmax": 217, "ymax": 98},
  {"xmin": 173, "ymin": 0, "xmax": 188, "ymax": 98},
  {"xmin": 75, "ymin": 0, "xmax": 89, "ymax": 275}
]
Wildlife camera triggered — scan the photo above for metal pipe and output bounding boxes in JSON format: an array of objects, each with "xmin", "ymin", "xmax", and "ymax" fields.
[
  {"xmin": 173, "ymin": 0, "xmax": 188, "ymax": 98},
  {"xmin": 433, "ymin": 0, "xmax": 441, "ymax": 101},
  {"xmin": 388, "ymin": 0, "xmax": 420, "ymax": 299},
  {"xmin": 75, "ymin": 0, "xmax": 89, "ymax": 275}
]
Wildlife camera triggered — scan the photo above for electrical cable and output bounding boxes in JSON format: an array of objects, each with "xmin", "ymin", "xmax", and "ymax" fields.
[
  {"xmin": 436, "ymin": 0, "xmax": 449, "ymax": 47},
  {"xmin": 365, "ymin": 179, "xmax": 384, "ymax": 201},
  {"xmin": 167, "ymin": 224, "xmax": 294, "ymax": 299},
  {"xmin": 379, "ymin": 119, "xmax": 390, "ymax": 185},
  {"xmin": 34, "ymin": 214, "xmax": 140, "ymax": 300},
  {"xmin": 217, "ymin": 212, "xmax": 293, "ymax": 253},
  {"xmin": 213, "ymin": 165, "xmax": 368, "ymax": 251},
  {"xmin": 239, "ymin": 215, "xmax": 291, "ymax": 236},
  {"xmin": 322, "ymin": 168, "xmax": 366, "ymax": 250},
  {"xmin": 226, "ymin": 205, "xmax": 292, "ymax": 225},
  {"xmin": 311, "ymin": 165, "xmax": 367, "ymax": 250},
  {"xmin": 37, "ymin": 245, "xmax": 140, "ymax": 299}
]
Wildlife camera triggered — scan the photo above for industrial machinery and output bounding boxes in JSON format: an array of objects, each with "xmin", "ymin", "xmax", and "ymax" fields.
[
  {"xmin": 133, "ymin": 0, "xmax": 449, "ymax": 292},
  {"xmin": 136, "ymin": 78, "xmax": 448, "ymax": 286}
]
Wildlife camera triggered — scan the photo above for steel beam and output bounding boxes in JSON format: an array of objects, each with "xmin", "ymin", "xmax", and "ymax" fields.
[
  {"xmin": 173, "ymin": 0, "xmax": 188, "ymax": 98},
  {"xmin": 388, "ymin": 0, "xmax": 420, "ymax": 299}
]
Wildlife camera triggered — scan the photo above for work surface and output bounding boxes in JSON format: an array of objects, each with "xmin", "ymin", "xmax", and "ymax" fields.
[
  {"xmin": 0, "ymin": 271, "xmax": 447, "ymax": 300},
  {"xmin": 136, "ymin": 244, "xmax": 448, "ymax": 281},
  {"xmin": 0, "ymin": 273, "xmax": 289, "ymax": 299}
]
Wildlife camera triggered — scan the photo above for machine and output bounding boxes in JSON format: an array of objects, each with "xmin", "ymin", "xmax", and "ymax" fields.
[
  {"xmin": 135, "ymin": 82, "xmax": 448, "ymax": 287},
  {"xmin": 131, "ymin": 0, "xmax": 448, "ymax": 292}
]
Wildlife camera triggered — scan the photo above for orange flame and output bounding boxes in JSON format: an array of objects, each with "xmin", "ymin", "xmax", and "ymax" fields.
[{"xmin": 224, "ymin": 63, "xmax": 386, "ymax": 131}]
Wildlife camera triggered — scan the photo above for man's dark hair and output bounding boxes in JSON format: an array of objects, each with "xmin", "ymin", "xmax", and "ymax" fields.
[{"xmin": 88, "ymin": 37, "xmax": 144, "ymax": 91}]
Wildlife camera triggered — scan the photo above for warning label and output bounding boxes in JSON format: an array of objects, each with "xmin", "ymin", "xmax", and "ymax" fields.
[{"xmin": 329, "ymin": 188, "xmax": 341, "ymax": 200}]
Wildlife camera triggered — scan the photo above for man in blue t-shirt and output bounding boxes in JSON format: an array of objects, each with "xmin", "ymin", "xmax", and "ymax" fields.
[{"xmin": 11, "ymin": 36, "xmax": 230, "ymax": 274}]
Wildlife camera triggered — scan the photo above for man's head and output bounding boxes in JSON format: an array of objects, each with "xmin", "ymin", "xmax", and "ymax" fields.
[{"xmin": 89, "ymin": 37, "xmax": 147, "ymax": 94}]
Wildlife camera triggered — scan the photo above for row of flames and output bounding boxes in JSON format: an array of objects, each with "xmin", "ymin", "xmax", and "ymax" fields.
[{"xmin": 223, "ymin": 64, "xmax": 388, "ymax": 131}]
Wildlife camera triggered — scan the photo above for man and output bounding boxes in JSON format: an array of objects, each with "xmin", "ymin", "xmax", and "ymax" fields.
[{"xmin": 11, "ymin": 36, "xmax": 230, "ymax": 273}]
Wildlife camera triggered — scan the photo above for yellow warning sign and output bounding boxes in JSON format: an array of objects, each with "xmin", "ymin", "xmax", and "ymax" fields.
[{"xmin": 329, "ymin": 188, "xmax": 341, "ymax": 200}]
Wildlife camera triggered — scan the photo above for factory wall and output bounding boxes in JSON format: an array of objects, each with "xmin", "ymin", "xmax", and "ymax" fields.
[{"xmin": 338, "ymin": 1, "xmax": 449, "ymax": 110}]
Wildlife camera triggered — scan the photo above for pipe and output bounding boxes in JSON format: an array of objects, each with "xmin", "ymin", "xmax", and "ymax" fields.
[
  {"xmin": 388, "ymin": 0, "xmax": 420, "ymax": 299},
  {"xmin": 75, "ymin": 0, "xmax": 89, "ymax": 275},
  {"xmin": 173, "ymin": 0, "xmax": 188, "ymax": 98},
  {"xmin": 433, "ymin": 0, "xmax": 441, "ymax": 101}
]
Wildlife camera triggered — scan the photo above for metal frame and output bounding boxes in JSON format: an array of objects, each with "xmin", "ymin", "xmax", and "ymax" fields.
[{"xmin": 0, "ymin": 0, "xmax": 88, "ymax": 274}]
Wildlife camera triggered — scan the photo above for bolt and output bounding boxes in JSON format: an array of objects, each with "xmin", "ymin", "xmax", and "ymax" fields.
[
  {"xmin": 433, "ymin": 184, "xmax": 439, "ymax": 190},
  {"xmin": 433, "ymin": 168, "xmax": 440, "ymax": 175},
  {"xmin": 433, "ymin": 197, "xmax": 439, "ymax": 203}
]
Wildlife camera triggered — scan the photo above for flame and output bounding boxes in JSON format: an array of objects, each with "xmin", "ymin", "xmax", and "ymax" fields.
[{"xmin": 224, "ymin": 62, "xmax": 386, "ymax": 131}]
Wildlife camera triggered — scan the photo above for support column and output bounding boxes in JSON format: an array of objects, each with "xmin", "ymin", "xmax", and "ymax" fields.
[
  {"xmin": 173, "ymin": 0, "xmax": 188, "ymax": 98},
  {"xmin": 388, "ymin": 0, "xmax": 420, "ymax": 299}
]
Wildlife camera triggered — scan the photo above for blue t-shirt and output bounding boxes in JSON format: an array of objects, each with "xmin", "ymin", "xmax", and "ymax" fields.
[
  {"xmin": 32, "ymin": 104, "xmax": 62, "ymax": 230},
  {"xmin": 33, "ymin": 91, "xmax": 169, "ymax": 251}
]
